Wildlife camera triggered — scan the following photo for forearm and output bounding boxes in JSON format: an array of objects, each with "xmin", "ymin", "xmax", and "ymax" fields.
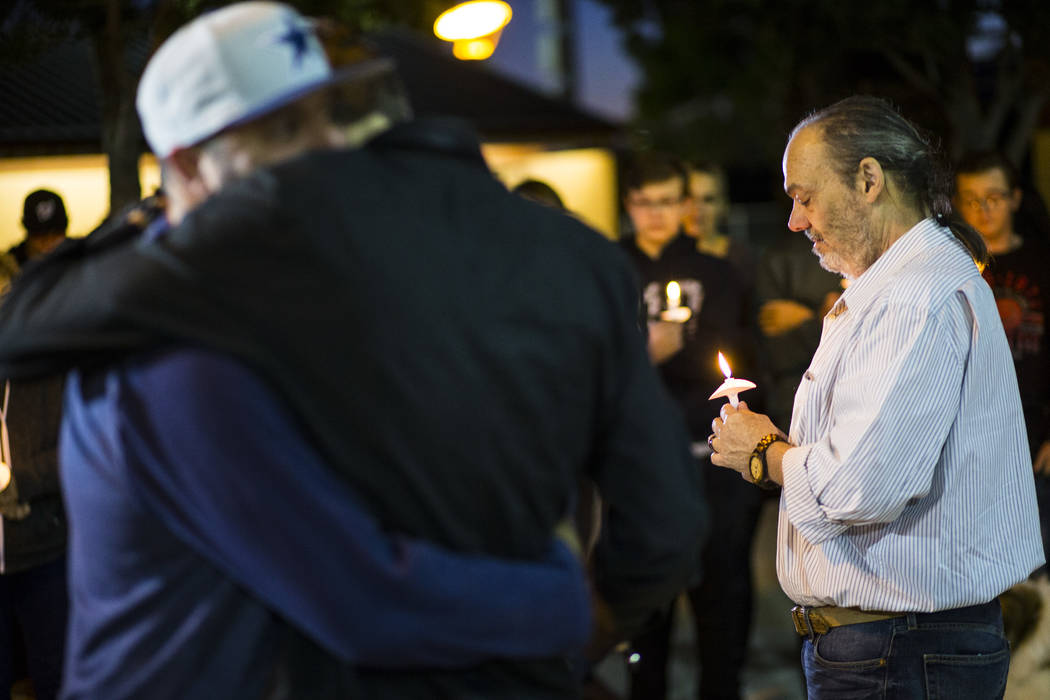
[
  {"xmin": 765, "ymin": 440, "xmax": 791, "ymax": 486},
  {"xmin": 348, "ymin": 539, "xmax": 592, "ymax": 667}
]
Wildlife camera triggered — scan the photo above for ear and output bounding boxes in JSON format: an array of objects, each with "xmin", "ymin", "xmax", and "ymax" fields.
[
  {"xmin": 856, "ymin": 157, "xmax": 885, "ymax": 203},
  {"xmin": 165, "ymin": 148, "xmax": 211, "ymax": 203},
  {"xmin": 167, "ymin": 148, "xmax": 201, "ymax": 182}
]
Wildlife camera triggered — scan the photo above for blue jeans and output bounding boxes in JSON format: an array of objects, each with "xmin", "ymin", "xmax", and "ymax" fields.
[{"xmin": 801, "ymin": 600, "xmax": 1009, "ymax": 699}]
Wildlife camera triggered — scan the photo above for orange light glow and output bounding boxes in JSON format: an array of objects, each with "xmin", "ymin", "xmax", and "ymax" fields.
[{"xmin": 452, "ymin": 37, "xmax": 495, "ymax": 59}]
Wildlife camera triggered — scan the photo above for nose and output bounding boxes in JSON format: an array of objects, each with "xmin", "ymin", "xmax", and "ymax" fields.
[
  {"xmin": 643, "ymin": 207, "xmax": 669, "ymax": 223},
  {"xmin": 788, "ymin": 201, "xmax": 809, "ymax": 232}
]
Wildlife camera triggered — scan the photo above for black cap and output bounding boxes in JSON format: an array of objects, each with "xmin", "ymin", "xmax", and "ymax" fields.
[{"xmin": 22, "ymin": 189, "xmax": 68, "ymax": 234}]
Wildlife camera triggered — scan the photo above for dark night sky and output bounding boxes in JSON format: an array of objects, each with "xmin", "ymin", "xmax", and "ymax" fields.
[{"xmin": 481, "ymin": 0, "xmax": 639, "ymax": 123}]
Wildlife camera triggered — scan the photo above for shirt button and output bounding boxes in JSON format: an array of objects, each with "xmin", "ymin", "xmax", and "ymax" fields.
[{"xmin": 804, "ymin": 371, "xmax": 815, "ymax": 381}]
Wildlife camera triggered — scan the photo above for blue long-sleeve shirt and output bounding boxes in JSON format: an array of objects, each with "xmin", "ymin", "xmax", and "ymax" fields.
[{"xmin": 58, "ymin": 347, "xmax": 590, "ymax": 699}]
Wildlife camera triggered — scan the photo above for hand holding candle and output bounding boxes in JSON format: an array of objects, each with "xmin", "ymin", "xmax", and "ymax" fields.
[{"xmin": 708, "ymin": 351, "xmax": 756, "ymax": 408}]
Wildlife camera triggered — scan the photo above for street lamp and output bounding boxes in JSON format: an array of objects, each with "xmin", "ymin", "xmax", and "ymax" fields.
[{"xmin": 434, "ymin": 1, "xmax": 513, "ymax": 60}]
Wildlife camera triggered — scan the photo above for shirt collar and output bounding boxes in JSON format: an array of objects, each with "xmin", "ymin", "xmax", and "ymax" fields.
[{"xmin": 835, "ymin": 217, "xmax": 947, "ymax": 317}]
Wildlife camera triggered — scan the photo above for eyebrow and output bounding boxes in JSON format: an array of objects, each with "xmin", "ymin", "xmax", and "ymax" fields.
[{"xmin": 785, "ymin": 183, "xmax": 803, "ymax": 197}]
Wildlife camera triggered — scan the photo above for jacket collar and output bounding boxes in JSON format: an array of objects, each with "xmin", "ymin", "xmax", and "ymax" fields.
[{"xmin": 368, "ymin": 117, "xmax": 487, "ymax": 167}]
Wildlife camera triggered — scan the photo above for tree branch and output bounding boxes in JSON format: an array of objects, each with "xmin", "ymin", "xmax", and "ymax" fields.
[
  {"xmin": 883, "ymin": 49, "xmax": 940, "ymax": 98},
  {"xmin": 1005, "ymin": 89, "xmax": 1050, "ymax": 166}
]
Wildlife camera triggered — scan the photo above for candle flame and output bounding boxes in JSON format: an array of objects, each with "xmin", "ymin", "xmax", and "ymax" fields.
[
  {"xmin": 717, "ymin": 351, "xmax": 732, "ymax": 379},
  {"xmin": 666, "ymin": 281, "xmax": 681, "ymax": 308}
]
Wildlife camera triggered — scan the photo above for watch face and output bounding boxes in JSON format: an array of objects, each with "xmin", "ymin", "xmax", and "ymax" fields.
[{"xmin": 749, "ymin": 454, "xmax": 764, "ymax": 482}]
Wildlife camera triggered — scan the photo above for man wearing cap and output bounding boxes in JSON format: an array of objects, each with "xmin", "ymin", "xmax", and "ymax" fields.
[
  {"xmin": 1, "ymin": 190, "xmax": 69, "ymax": 293},
  {"xmin": 0, "ymin": 3, "xmax": 705, "ymax": 698}
]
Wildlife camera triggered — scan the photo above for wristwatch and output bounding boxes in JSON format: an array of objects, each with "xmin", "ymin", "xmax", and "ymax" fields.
[{"xmin": 749, "ymin": 433, "xmax": 784, "ymax": 490}]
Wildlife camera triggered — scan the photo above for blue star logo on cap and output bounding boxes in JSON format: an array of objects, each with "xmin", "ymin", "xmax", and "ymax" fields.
[{"xmin": 276, "ymin": 18, "xmax": 312, "ymax": 67}]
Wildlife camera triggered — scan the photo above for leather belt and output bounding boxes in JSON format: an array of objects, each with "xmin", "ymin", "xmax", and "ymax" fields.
[{"xmin": 791, "ymin": 605, "xmax": 905, "ymax": 636}]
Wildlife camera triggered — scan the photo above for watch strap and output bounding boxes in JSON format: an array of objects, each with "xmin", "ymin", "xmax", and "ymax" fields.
[{"xmin": 750, "ymin": 432, "xmax": 784, "ymax": 490}]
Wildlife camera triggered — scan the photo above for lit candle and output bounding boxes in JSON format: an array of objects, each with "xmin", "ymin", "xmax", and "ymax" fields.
[
  {"xmin": 660, "ymin": 280, "xmax": 692, "ymax": 322},
  {"xmin": 708, "ymin": 351, "xmax": 756, "ymax": 408},
  {"xmin": 667, "ymin": 281, "xmax": 680, "ymax": 309}
]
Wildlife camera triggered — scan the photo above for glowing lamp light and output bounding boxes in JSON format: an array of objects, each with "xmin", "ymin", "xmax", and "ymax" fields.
[
  {"xmin": 453, "ymin": 38, "xmax": 497, "ymax": 60},
  {"xmin": 708, "ymin": 351, "xmax": 756, "ymax": 408},
  {"xmin": 660, "ymin": 280, "xmax": 692, "ymax": 322},
  {"xmin": 434, "ymin": 1, "xmax": 513, "ymax": 60}
]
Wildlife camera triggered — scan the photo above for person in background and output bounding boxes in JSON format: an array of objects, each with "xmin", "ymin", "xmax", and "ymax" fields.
[
  {"xmin": 682, "ymin": 162, "xmax": 756, "ymax": 290},
  {"xmin": 955, "ymin": 150, "xmax": 1050, "ymax": 574},
  {"xmin": 0, "ymin": 4, "xmax": 706, "ymax": 697},
  {"xmin": 620, "ymin": 152, "xmax": 760, "ymax": 700},
  {"xmin": 682, "ymin": 162, "xmax": 730, "ymax": 255},
  {"xmin": 682, "ymin": 161, "xmax": 761, "ymax": 405},
  {"xmin": 710, "ymin": 95, "xmax": 1043, "ymax": 699},
  {"xmin": 0, "ymin": 189, "xmax": 71, "ymax": 700},
  {"xmin": 1, "ymin": 190, "xmax": 69, "ymax": 295},
  {"xmin": 753, "ymin": 232, "xmax": 842, "ymax": 430}
]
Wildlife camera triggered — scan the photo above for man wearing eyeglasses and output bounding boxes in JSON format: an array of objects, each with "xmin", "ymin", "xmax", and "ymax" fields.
[
  {"xmin": 955, "ymin": 151, "xmax": 1050, "ymax": 574},
  {"xmin": 619, "ymin": 153, "xmax": 760, "ymax": 700}
]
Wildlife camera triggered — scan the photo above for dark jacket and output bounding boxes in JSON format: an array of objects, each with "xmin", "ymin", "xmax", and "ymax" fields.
[
  {"xmin": 0, "ymin": 119, "xmax": 707, "ymax": 697},
  {"xmin": 0, "ymin": 374, "xmax": 66, "ymax": 574}
]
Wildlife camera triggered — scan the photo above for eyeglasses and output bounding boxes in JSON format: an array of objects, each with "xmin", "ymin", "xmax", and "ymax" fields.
[
  {"xmin": 626, "ymin": 196, "xmax": 684, "ymax": 211},
  {"xmin": 959, "ymin": 190, "xmax": 1010, "ymax": 211}
]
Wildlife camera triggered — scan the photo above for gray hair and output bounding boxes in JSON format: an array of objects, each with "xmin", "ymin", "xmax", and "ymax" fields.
[{"xmin": 794, "ymin": 96, "xmax": 987, "ymax": 266}]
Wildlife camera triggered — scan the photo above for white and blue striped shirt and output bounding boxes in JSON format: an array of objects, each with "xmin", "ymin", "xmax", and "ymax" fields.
[{"xmin": 778, "ymin": 218, "xmax": 1045, "ymax": 611}]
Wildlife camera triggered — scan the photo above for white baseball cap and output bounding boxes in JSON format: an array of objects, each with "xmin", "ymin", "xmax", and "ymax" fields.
[{"xmin": 136, "ymin": 2, "xmax": 334, "ymax": 158}]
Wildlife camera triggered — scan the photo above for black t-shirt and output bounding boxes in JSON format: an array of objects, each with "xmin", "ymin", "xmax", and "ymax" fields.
[
  {"xmin": 982, "ymin": 237, "xmax": 1050, "ymax": 450},
  {"xmin": 620, "ymin": 234, "xmax": 747, "ymax": 438}
]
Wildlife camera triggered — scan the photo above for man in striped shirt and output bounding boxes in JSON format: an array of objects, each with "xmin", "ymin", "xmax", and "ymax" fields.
[{"xmin": 709, "ymin": 96, "xmax": 1044, "ymax": 699}]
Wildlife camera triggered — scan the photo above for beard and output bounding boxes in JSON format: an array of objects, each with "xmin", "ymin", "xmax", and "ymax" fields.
[{"xmin": 808, "ymin": 193, "xmax": 881, "ymax": 279}]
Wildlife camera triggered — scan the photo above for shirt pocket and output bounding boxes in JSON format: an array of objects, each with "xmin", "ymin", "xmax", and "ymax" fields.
[{"xmin": 791, "ymin": 343, "xmax": 844, "ymax": 441}]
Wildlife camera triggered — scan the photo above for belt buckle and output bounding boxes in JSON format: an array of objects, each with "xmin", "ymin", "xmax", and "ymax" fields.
[
  {"xmin": 791, "ymin": 605, "xmax": 811, "ymax": 637},
  {"xmin": 792, "ymin": 605, "xmax": 829, "ymax": 637}
]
